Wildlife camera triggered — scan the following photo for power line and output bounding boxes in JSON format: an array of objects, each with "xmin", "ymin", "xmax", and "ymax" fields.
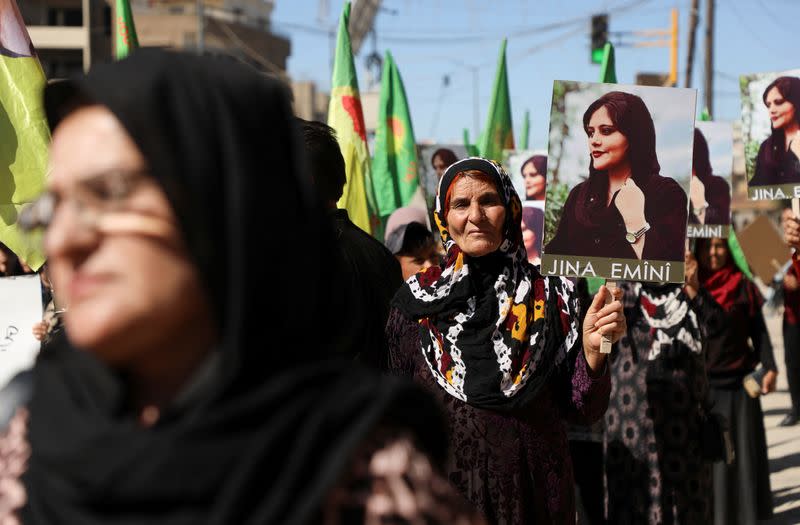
[{"xmin": 274, "ymin": 0, "xmax": 656, "ymax": 47}]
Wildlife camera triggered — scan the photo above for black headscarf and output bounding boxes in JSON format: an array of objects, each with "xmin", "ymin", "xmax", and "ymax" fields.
[{"xmin": 23, "ymin": 49, "xmax": 446, "ymax": 524}]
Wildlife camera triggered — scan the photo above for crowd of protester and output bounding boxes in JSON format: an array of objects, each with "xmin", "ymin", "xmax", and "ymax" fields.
[{"xmin": 0, "ymin": 49, "xmax": 794, "ymax": 524}]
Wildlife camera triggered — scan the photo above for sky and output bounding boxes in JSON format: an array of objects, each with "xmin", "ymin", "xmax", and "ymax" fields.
[{"xmin": 272, "ymin": 0, "xmax": 800, "ymax": 151}]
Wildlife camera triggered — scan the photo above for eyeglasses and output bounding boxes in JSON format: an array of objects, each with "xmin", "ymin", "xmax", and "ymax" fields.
[{"xmin": 19, "ymin": 169, "xmax": 149, "ymax": 233}]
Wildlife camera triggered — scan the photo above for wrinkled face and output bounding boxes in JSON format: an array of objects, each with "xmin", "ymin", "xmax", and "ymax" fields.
[
  {"xmin": 522, "ymin": 161, "xmax": 545, "ymax": 200},
  {"xmin": 766, "ymin": 86, "xmax": 796, "ymax": 130},
  {"xmin": 432, "ymin": 154, "xmax": 448, "ymax": 179},
  {"xmin": 396, "ymin": 243, "xmax": 440, "ymax": 281},
  {"xmin": 587, "ymin": 105, "xmax": 630, "ymax": 172},
  {"xmin": 45, "ymin": 105, "xmax": 215, "ymax": 366},
  {"xmin": 699, "ymin": 237, "xmax": 729, "ymax": 272},
  {"xmin": 445, "ymin": 175, "xmax": 506, "ymax": 257}
]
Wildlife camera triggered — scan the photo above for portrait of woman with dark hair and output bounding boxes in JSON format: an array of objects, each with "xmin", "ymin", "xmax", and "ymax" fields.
[
  {"xmin": 521, "ymin": 205, "xmax": 544, "ymax": 265},
  {"xmin": 544, "ymin": 91, "xmax": 688, "ymax": 262},
  {"xmin": 521, "ymin": 154, "xmax": 547, "ymax": 200},
  {"xmin": 690, "ymin": 127, "xmax": 731, "ymax": 225},
  {"xmin": 750, "ymin": 76, "xmax": 800, "ymax": 187},
  {"xmin": 431, "ymin": 147, "xmax": 459, "ymax": 180}
]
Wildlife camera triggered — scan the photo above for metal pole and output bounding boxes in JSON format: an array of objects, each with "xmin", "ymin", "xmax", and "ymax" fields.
[
  {"xmin": 197, "ymin": 0, "xmax": 205, "ymax": 54},
  {"xmin": 82, "ymin": 0, "xmax": 91, "ymax": 71},
  {"xmin": 685, "ymin": 0, "xmax": 699, "ymax": 87},
  {"xmin": 704, "ymin": 0, "xmax": 714, "ymax": 115}
]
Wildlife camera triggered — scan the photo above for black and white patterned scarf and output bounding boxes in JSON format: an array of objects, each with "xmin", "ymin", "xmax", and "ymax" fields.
[{"xmin": 626, "ymin": 282, "xmax": 702, "ymax": 360}]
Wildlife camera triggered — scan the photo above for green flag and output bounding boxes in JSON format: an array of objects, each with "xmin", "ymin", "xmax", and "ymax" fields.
[
  {"xmin": 115, "ymin": 0, "xmax": 139, "ymax": 60},
  {"xmin": 478, "ymin": 39, "xmax": 514, "ymax": 162},
  {"xmin": 328, "ymin": 2, "xmax": 376, "ymax": 235},
  {"xmin": 599, "ymin": 42, "xmax": 617, "ymax": 83},
  {"xmin": 699, "ymin": 107, "xmax": 711, "ymax": 121},
  {"xmin": 519, "ymin": 110, "xmax": 530, "ymax": 150},
  {"xmin": 372, "ymin": 51, "xmax": 418, "ymax": 231},
  {"xmin": 728, "ymin": 230, "xmax": 754, "ymax": 279},
  {"xmin": 463, "ymin": 129, "xmax": 479, "ymax": 157},
  {"xmin": 0, "ymin": 1, "xmax": 49, "ymax": 269}
]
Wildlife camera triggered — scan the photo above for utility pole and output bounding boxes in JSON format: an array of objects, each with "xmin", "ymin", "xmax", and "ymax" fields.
[
  {"xmin": 685, "ymin": 0, "xmax": 699, "ymax": 87},
  {"xmin": 668, "ymin": 8, "xmax": 678, "ymax": 86},
  {"xmin": 704, "ymin": 0, "xmax": 715, "ymax": 115}
]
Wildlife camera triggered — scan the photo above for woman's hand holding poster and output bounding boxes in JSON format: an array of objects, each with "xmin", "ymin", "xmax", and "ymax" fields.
[{"xmin": 541, "ymin": 81, "xmax": 696, "ymax": 283}]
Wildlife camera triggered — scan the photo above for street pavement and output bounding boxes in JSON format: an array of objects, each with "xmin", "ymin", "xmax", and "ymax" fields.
[{"xmin": 762, "ymin": 311, "xmax": 800, "ymax": 524}]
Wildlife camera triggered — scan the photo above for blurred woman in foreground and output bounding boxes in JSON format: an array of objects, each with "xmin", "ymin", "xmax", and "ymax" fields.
[{"xmin": 5, "ymin": 50, "xmax": 481, "ymax": 524}]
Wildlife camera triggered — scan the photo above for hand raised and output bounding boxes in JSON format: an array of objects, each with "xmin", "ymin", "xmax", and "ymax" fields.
[
  {"xmin": 783, "ymin": 212, "xmax": 800, "ymax": 250},
  {"xmin": 614, "ymin": 178, "xmax": 647, "ymax": 231},
  {"xmin": 583, "ymin": 285, "xmax": 626, "ymax": 358}
]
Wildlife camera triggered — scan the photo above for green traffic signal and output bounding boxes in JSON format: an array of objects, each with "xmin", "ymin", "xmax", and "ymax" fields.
[{"xmin": 591, "ymin": 13, "xmax": 608, "ymax": 64}]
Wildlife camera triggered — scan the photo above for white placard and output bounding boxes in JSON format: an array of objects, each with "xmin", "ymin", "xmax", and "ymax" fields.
[{"xmin": 0, "ymin": 275, "xmax": 41, "ymax": 390}]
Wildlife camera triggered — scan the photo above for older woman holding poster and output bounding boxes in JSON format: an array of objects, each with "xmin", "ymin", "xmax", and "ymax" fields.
[
  {"xmin": 387, "ymin": 157, "xmax": 626, "ymax": 523},
  {"xmin": 545, "ymin": 91, "xmax": 687, "ymax": 261},
  {"xmin": 750, "ymin": 76, "xmax": 800, "ymax": 187}
]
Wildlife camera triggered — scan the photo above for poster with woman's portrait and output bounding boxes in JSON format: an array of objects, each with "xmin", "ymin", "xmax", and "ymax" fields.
[
  {"xmin": 521, "ymin": 201, "xmax": 545, "ymax": 267},
  {"xmin": 740, "ymin": 69, "xmax": 800, "ymax": 200},
  {"xmin": 541, "ymin": 81, "xmax": 695, "ymax": 283},
  {"xmin": 688, "ymin": 121, "xmax": 732, "ymax": 238},
  {"xmin": 502, "ymin": 149, "xmax": 548, "ymax": 203},
  {"xmin": 417, "ymin": 144, "xmax": 467, "ymax": 204}
]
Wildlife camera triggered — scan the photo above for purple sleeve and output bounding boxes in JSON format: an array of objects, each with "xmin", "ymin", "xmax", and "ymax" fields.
[{"xmin": 563, "ymin": 349, "xmax": 611, "ymax": 425}]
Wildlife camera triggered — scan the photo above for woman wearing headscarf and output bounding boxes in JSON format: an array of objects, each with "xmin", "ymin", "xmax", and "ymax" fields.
[
  {"xmin": 686, "ymin": 238, "xmax": 778, "ymax": 525},
  {"xmin": 750, "ymin": 76, "xmax": 800, "ymax": 187},
  {"xmin": 544, "ymin": 91, "xmax": 688, "ymax": 261},
  {"xmin": 604, "ymin": 279, "xmax": 712, "ymax": 524},
  {"xmin": 2, "ymin": 49, "xmax": 483, "ymax": 524},
  {"xmin": 690, "ymin": 128, "xmax": 731, "ymax": 225},
  {"xmin": 387, "ymin": 157, "xmax": 626, "ymax": 523}
]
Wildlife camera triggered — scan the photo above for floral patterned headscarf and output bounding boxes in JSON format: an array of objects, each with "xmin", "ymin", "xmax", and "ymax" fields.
[{"xmin": 393, "ymin": 157, "xmax": 580, "ymax": 411}]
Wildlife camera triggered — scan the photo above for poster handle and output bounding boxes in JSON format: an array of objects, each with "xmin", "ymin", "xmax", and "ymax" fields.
[{"xmin": 793, "ymin": 197, "xmax": 800, "ymax": 219}]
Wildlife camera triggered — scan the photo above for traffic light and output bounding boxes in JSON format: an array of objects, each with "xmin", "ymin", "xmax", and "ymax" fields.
[{"xmin": 591, "ymin": 14, "xmax": 608, "ymax": 64}]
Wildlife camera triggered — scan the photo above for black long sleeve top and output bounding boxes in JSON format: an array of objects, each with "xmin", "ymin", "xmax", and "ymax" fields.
[{"xmin": 689, "ymin": 285, "xmax": 777, "ymax": 388}]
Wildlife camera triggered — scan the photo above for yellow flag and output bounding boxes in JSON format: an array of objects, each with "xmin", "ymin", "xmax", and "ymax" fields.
[
  {"xmin": 327, "ymin": 2, "xmax": 376, "ymax": 234},
  {"xmin": 0, "ymin": 0, "xmax": 49, "ymax": 269}
]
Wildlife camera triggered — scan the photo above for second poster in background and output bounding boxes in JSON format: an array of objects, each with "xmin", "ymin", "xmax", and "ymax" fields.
[
  {"xmin": 689, "ymin": 121, "xmax": 732, "ymax": 238},
  {"xmin": 417, "ymin": 145, "xmax": 468, "ymax": 206},
  {"xmin": 541, "ymin": 81, "xmax": 696, "ymax": 283},
  {"xmin": 740, "ymin": 68, "xmax": 800, "ymax": 200},
  {"xmin": 502, "ymin": 150, "xmax": 547, "ymax": 265}
]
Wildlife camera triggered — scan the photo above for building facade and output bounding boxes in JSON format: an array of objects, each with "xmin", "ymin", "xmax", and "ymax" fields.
[{"xmin": 20, "ymin": 0, "xmax": 290, "ymax": 79}]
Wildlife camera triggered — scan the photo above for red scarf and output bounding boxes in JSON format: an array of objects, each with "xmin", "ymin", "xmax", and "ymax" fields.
[{"xmin": 700, "ymin": 262, "xmax": 759, "ymax": 314}]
